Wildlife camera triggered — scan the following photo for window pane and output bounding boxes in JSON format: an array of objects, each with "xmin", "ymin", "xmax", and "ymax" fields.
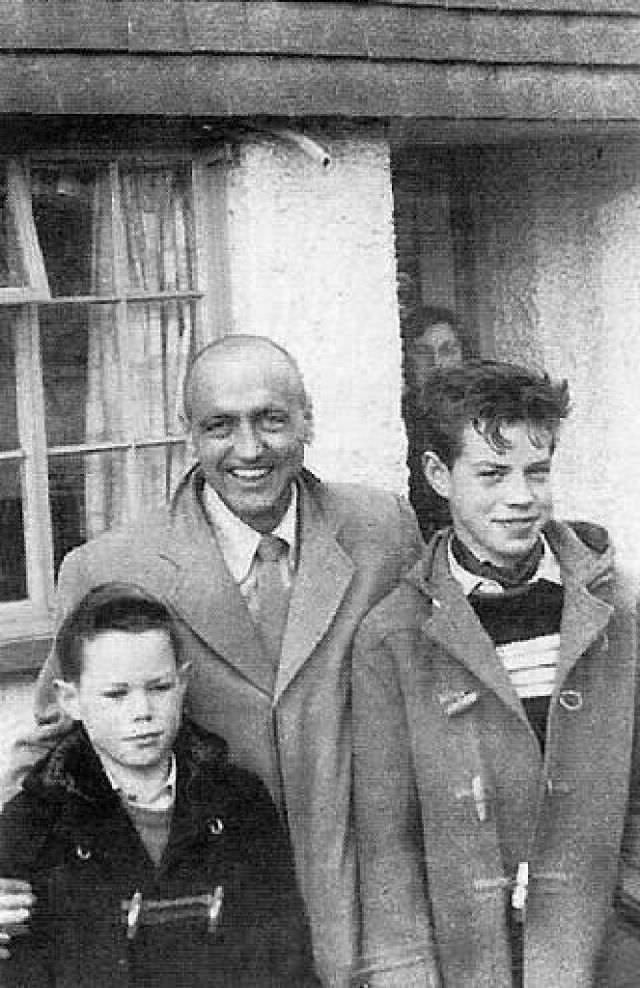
[
  {"xmin": 40, "ymin": 303, "xmax": 124, "ymax": 447},
  {"xmin": 31, "ymin": 164, "xmax": 114, "ymax": 297},
  {"xmin": 127, "ymin": 299, "xmax": 196, "ymax": 438},
  {"xmin": 0, "ymin": 460, "xmax": 26, "ymax": 601},
  {"xmin": 49, "ymin": 450, "xmax": 128, "ymax": 573},
  {"xmin": 136, "ymin": 443, "xmax": 188, "ymax": 514},
  {"xmin": 0, "ymin": 165, "xmax": 28, "ymax": 288},
  {"xmin": 0, "ymin": 310, "xmax": 19, "ymax": 451},
  {"xmin": 120, "ymin": 166, "xmax": 195, "ymax": 294}
]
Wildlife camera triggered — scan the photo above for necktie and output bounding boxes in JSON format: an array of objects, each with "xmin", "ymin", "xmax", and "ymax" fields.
[{"xmin": 252, "ymin": 535, "xmax": 291, "ymax": 668}]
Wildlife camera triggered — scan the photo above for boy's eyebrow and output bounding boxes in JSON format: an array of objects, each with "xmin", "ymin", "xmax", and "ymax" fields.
[{"xmin": 100, "ymin": 674, "xmax": 175, "ymax": 689}]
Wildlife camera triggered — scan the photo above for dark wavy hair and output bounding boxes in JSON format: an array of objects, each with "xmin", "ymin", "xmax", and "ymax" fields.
[
  {"xmin": 413, "ymin": 359, "xmax": 570, "ymax": 467},
  {"xmin": 55, "ymin": 583, "xmax": 181, "ymax": 683}
]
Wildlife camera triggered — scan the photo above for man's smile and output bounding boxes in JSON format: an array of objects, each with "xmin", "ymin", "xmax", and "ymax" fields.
[{"xmin": 228, "ymin": 467, "xmax": 273, "ymax": 482}]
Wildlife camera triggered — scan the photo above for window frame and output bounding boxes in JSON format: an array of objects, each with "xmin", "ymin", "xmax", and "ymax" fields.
[{"xmin": 0, "ymin": 148, "xmax": 229, "ymax": 665}]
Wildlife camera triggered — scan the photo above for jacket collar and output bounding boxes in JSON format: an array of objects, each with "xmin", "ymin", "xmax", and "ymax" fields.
[
  {"xmin": 406, "ymin": 522, "xmax": 615, "ymax": 716},
  {"xmin": 153, "ymin": 465, "xmax": 355, "ymax": 700},
  {"xmin": 22, "ymin": 720, "xmax": 230, "ymax": 812}
]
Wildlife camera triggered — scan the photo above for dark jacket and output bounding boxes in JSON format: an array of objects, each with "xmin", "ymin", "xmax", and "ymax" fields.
[
  {"xmin": 353, "ymin": 522, "xmax": 639, "ymax": 987},
  {"xmin": 0, "ymin": 721, "xmax": 319, "ymax": 988}
]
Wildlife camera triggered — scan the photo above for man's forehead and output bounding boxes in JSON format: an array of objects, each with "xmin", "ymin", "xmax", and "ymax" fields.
[{"xmin": 192, "ymin": 348, "xmax": 302, "ymax": 399}]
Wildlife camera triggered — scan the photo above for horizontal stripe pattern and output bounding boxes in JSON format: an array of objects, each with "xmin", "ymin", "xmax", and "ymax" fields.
[{"xmin": 497, "ymin": 633, "xmax": 560, "ymax": 698}]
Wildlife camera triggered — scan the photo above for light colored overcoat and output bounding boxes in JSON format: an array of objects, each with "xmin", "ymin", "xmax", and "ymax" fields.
[
  {"xmin": 353, "ymin": 523, "xmax": 639, "ymax": 988},
  {"xmin": 22, "ymin": 465, "xmax": 422, "ymax": 988}
]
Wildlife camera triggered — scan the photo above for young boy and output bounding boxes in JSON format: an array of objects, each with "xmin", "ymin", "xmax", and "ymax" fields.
[
  {"xmin": 0, "ymin": 584, "xmax": 319, "ymax": 987},
  {"xmin": 353, "ymin": 360, "xmax": 639, "ymax": 987}
]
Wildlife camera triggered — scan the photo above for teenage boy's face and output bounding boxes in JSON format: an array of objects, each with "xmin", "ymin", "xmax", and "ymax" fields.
[
  {"xmin": 427, "ymin": 421, "xmax": 554, "ymax": 568},
  {"xmin": 58, "ymin": 630, "xmax": 187, "ymax": 779}
]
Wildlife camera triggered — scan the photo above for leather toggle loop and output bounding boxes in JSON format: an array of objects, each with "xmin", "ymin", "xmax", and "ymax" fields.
[{"xmin": 559, "ymin": 689, "xmax": 583, "ymax": 711}]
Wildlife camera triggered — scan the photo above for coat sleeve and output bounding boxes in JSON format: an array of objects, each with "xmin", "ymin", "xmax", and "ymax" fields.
[
  {"xmin": 616, "ymin": 597, "xmax": 640, "ymax": 920},
  {"xmin": 352, "ymin": 619, "xmax": 441, "ymax": 988}
]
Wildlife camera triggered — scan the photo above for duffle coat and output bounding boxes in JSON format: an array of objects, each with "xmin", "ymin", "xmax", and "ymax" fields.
[
  {"xmin": 353, "ymin": 522, "xmax": 639, "ymax": 987},
  {"xmin": 0, "ymin": 721, "xmax": 319, "ymax": 988}
]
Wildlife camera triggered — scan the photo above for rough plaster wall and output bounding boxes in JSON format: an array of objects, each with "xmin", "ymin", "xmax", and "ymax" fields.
[
  {"xmin": 472, "ymin": 139, "xmax": 640, "ymax": 583},
  {"xmin": 0, "ymin": 676, "xmax": 35, "ymax": 801},
  {"xmin": 225, "ymin": 130, "xmax": 407, "ymax": 492}
]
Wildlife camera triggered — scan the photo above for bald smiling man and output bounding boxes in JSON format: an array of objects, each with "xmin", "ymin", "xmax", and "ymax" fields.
[{"xmin": 1, "ymin": 335, "xmax": 423, "ymax": 988}]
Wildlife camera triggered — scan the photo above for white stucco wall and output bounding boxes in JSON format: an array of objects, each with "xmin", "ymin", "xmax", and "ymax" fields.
[
  {"xmin": 471, "ymin": 138, "xmax": 640, "ymax": 583},
  {"xmin": 224, "ymin": 128, "xmax": 407, "ymax": 492},
  {"xmin": 0, "ymin": 676, "xmax": 36, "ymax": 798}
]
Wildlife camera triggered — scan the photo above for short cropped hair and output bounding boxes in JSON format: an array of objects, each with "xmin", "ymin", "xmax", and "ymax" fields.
[
  {"xmin": 414, "ymin": 359, "xmax": 570, "ymax": 468},
  {"xmin": 55, "ymin": 584, "xmax": 182, "ymax": 683}
]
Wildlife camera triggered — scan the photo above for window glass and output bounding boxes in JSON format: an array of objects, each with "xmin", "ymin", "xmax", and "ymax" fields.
[
  {"xmin": 120, "ymin": 165, "xmax": 195, "ymax": 294},
  {"xmin": 0, "ymin": 311, "xmax": 19, "ymax": 451},
  {"xmin": 0, "ymin": 460, "xmax": 26, "ymax": 601},
  {"xmin": 40, "ymin": 303, "xmax": 123, "ymax": 447},
  {"xmin": 0, "ymin": 166, "xmax": 28, "ymax": 288},
  {"xmin": 137, "ymin": 445, "xmax": 188, "ymax": 516},
  {"xmin": 127, "ymin": 299, "xmax": 195, "ymax": 438},
  {"xmin": 48, "ymin": 450, "xmax": 128, "ymax": 574},
  {"xmin": 31, "ymin": 165, "xmax": 113, "ymax": 297},
  {"xmin": 0, "ymin": 311, "xmax": 27, "ymax": 601}
]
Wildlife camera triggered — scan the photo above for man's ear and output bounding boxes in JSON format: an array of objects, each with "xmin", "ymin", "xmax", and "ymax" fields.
[
  {"xmin": 421, "ymin": 451, "xmax": 451, "ymax": 500},
  {"xmin": 53, "ymin": 679, "xmax": 81, "ymax": 721}
]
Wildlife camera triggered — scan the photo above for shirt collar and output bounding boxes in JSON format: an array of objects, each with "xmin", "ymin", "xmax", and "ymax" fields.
[
  {"xmin": 103, "ymin": 753, "xmax": 177, "ymax": 811},
  {"xmin": 202, "ymin": 482, "xmax": 298, "ymax": 584},
  {"xmin": 448, "ymin": 533, "xmax": 562, "ymax": 597}
]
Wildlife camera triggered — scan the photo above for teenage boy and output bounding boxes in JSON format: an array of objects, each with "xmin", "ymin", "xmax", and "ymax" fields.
[
  {"xmin": 353, "ymin": 360, "xmax": 639, "ymax": 987},
  {"xmin": 0, "ymin": 584, "xmax": 319, "ymax": 988}
]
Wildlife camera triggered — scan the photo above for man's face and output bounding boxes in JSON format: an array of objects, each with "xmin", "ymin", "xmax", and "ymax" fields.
[
  {"xmin": 410, "ymin": 322, "xmax": 463, "ymax": 394},
  {"xmin": 189, "ymin": 348, "xmax": 311, "ymax": 533},
  {"xmin": 429, "ymin": 422, "xmax": 554, "ymax": 568},
  {"xmin": 58, "ymin": 630, "xmax": 186, "ymax": 780}
]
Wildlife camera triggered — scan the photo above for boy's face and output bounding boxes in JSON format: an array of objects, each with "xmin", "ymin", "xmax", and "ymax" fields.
[
  {"xmin": 57, "ymin": 629, "xmax": 187, "ymax": 779},
  {"xmin": 425, "ymin": 421, "xmax": 554, "ymax": 568}
]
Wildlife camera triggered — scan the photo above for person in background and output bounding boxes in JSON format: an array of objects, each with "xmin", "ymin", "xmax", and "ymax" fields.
[
  {"xmin": 353, "ymin": 359, "xmax": 639, "ymax": 987},
  {"xmin": 403, "ymin": 306, "xmax": 465, "ymax": 541},
  {"xmin": 0, "ymin": 334, "xmax": 423, "ymax": 988},
  {"xmin": 0, "ymin": 583, "xmax": 319, "ymax": 987}
]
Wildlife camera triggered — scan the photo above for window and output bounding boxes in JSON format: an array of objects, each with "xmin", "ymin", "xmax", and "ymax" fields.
[{"xmin": 0, "ymin": 153, "xmax": 215, "ymax": 649}]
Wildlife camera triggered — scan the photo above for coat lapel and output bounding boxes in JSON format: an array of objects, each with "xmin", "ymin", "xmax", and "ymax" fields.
[
  {"xmin": 155, "ymin": 470, "xmax": 273, "ymax": 695},
  {"xmin": 275, "ymin": 476, "xmax": 355, "ymax": 701},
  {"xmin": 422, "ymin": 546, "xmax": 526, "ymax": 722}
]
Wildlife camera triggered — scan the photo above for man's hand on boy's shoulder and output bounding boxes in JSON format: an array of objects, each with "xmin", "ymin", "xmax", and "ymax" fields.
[{"xmin": 0, "ymin": 878, "xmax": 34, "ymax": 958}]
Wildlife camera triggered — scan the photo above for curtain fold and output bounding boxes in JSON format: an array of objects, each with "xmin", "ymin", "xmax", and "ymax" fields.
[{"xmin": 85, "ymin": 166, "xmax": 195, "ymax": 538}]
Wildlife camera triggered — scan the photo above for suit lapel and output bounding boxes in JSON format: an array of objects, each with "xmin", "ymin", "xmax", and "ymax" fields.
[
  {"xmin": 275, "ymin": 477, "xmax": 355, "ymax": 702},
  {"xmin": 156, "ymin": 472, "xmax": 273, "ymax": 695}
]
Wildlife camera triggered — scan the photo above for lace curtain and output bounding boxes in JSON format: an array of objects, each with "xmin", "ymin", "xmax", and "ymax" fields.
[{"xmin": 85, "ymin": 166, "xmax": 195, "ymax": 538}]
